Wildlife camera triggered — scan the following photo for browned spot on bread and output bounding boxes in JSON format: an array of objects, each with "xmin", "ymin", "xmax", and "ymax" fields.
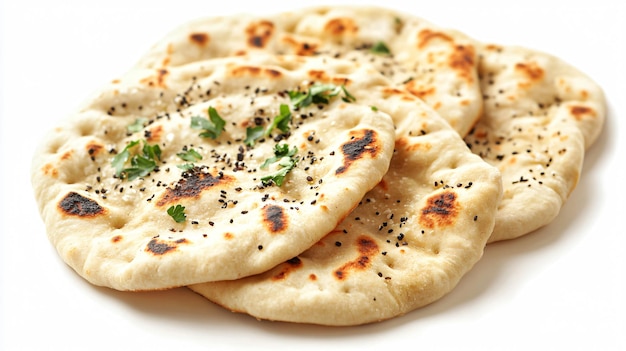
[
  {"xmin": 449, "ymin": 44, "xmax": 476, "ymax": 84},
  {"xmin": 262, "ymin": 204, "xmax": 287, "ymax": 233},
  {"xmin": 140, "ymin": 69, "xmax": 169, "ymax": 88},
  {"xmin": 515, "ymin": 62, "xmax": 544, "ymax": 82},
  {"xmin": 156, "ymin": 169, "xmax": 234, "ymax": 207},
  {"xmin": 282, "ymin": 36, "xmax": 318, "ymax": 55},
  {"xmin": 146, "ymin": 125, "xmax": 163, "ymax": 143},
  {"xmin": 189, "ymin": 32, "xmax": 210, "ymax": 46},
  {"xmin": 417, "ymin": 29, "xmax": 453, "ymax": 49},
  {"xmin": 229, "ymin": 65, "xmax": 282, "ymax": 79},
  {"xmin": 58, "ymin": 192, "xmax": 106, "ymax": 217},
  {"xmin": 271, "ymin": 257, "xmax": 302, "ymax": 281},
  {"xmin": 61, "ymin": 150, "xmax": 73, "ymax": 160},
  {"xmin": 245, "ymin": 20, "xmax": 274, "ymax": 48},
  {"xmin": 396, "ymin": 137, "xmax": 432, "ymax": 152},
  {"xmin": 111, "ymin": 235, "xmax": 123, "ymax": 243},
  {"xmin": 405, "ymin": 81, "xmax": 436, "ymax": 99},
  {"xmin": 146, "ymin": 238, "xmax": 188, "ymax": 255},
  {"xmin": 324, "ymin": 17, "xmax": 358, "ymax": 36},
  {"xmin": 223, "ymin": 232, "xmax": 234, "ymax": 240},
  {"xmin": 111, "ymin": 79, "xmax": 120, "ymax": 84},
  {"xmin": 307, "ymin": 70, "xmax": 351, "ymax": 86},
  {"xmin": 336, "ymin": 129, "xmax": 380, "ymax": 174},
  {"xmin": 86, "ymin": 141, "xmax": 104, "ymax": 157},
  {"xmin": 569, "ymin": 105, "xmax": 597, "ymax": 121},
  {"xmin": 419, "ymin": 191, "xmax": 460, "ymax": 228},
  {"xmin": 334, "ymin": 236, "xmax": 379, "ymax": 281},
  {"xmin": 42, "ymin": 163, "xmax": 58, "ymax": 177},
  {"xmin": 309, "ymin": 274, "xmax": 317, "ymax": 281}
]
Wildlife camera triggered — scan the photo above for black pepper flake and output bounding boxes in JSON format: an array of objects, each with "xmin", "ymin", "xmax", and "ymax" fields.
[{"xmin": 335, "ymin": 241, "xmax": 342, "ymax": 247}]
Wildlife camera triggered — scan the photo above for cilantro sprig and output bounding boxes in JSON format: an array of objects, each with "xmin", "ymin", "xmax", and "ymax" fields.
[
  {"xmin": 111, "ymin": 140, "xmax": 162, "ymax": 181},
  {"xmin": 289, "ymin": 83, "xmax": 356, "ymax": 109},
  {"xmin": 167, "ymin": 204, "xmax": 187, "ymax": 223},
  {"xmin": 260, "ymin": 144, "xmax": 299, "ymax": 187},
  {"xmin": 244, "ymin": 104, "xmax": 292, "ymax": 147},
  {"xmin": 191, "ymin": 107, "xmax": 225, "ymax": 139},
  {"xmin": 127, "ymin": 118, "xmax": 149, "ymax": 133},
  {"xmin": 175, "ymin": 148, "xmax": 203, "ymax": 172},
  {"xmin": 370, "ymin": 41, "xmax": 391, "ymax": 55}
]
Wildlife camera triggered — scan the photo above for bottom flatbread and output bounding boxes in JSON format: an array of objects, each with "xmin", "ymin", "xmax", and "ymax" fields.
[{"xmin": 189, "ymin": 91, "xmax": 502, "ymax": 326}]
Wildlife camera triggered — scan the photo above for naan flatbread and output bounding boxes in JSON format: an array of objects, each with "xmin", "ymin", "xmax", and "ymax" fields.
[
  {"xmin": 189, "ymin": 57, "xmax": 503, "ymax": 326},
  {"xmin": 31, "ymin": 55, "xmax": 401, "ymax": 291},
  {"xmin": 465, "ymin": 44, "xmax": 604, "ymax": 242},
  {"xmin": 135, "ymin": 6, "xmax": 483, "ymax": 137}
]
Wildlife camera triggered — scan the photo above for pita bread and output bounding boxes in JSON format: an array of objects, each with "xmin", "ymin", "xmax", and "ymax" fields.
[
  {"xmin": 135, "ymin": 5, "xmax": 483, "ymax": 137},
  {"xmin": 465, "ymin": 44, "xmax": 603, "ymax": 242},
  {"xmin": 31, "ymin": 55, "xmax": 401, "ymax": 291},
  {"xmin": 189, "ymin": 59, "xmax": 503, "ymax": 326}
]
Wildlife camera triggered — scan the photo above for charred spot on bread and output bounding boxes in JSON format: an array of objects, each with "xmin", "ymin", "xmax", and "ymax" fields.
[
  {"xmin": 262, "ymin": 204, "xmax": 288, "ymax": 233},
  {"xmin": 419, "ymin": 190, "xmax": 460, "ymax": 228},
  {"xmin": 58, "ymin": 192, "xmax": 106, "ymax": 217},
  {"xmin": 271, "ymin": 257, "xmax": 303, "ymax": 281},
  {"xmin": 146, "ymin": 238, "xmax": 188, "ymax": 255},
  {"xmin": 245, "ymin": 20, "xmax": 274, "ymax": 48},
  {"xmin": 189, "ymin": 32, "xmax": 210, "ymax": 47},
  {"xmin": 336, "ymin": 129, "xmax": 379, "ymax": 174},
  {"xmin": 333, "ymin": 235, "xmax": 379, "ymax": 281},
  {"xmin": 156, "ymin": 167, "xmax": 234, "ymax": 206}
]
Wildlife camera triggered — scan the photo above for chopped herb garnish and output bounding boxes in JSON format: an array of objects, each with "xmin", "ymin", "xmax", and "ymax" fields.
[
  {"xmin": 245, "ymin": 104, "xmax": 292, "ymax": 147},
  {"xmin": 176, "ymin": 163, "xmax": 196, "ymax": 172},
  {"xmin": 127, "ymin": 118, "xmax": 148, "ymax": 133},
  {"xmin": 289, "ymin": 83, "xmax": 356, "ymax": 109},
  {"xmin": 167, "ymin": 204, "xmax": 186, "ymax": 223},
  {"xmin": 111, "ymin": 140, "xmax": 161, "ymax": 181},
  {"xmin": 370, "ymin": 41, "xmax": 391, "ymax": 55},
  {"xmin": 191, "ymin": 106, "xmax": 225, "ymax": 139},
  {"xmin": 260, "ymin": 144, "xmax": 298, "ymax": 186},
  {"xmin": 177, "ymin": 148, "xmax": 203, "ymax": 162},
  {"xmin": 371, "ymin": 106, "xmax": 379, "ymax": 112},
  {"xmin": 244, "ymin": 126, "xmax": 265, "ymax": 147}
]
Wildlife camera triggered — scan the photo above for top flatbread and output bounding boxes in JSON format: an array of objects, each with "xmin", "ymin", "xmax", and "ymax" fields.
[
  {"xmin": 189, "ymin": 57, "xmax": 502, "ymax": 326},
  {"xmin": 31, "ymin": 55, "xmax": 401, "ymax": 291},
  {"xmin": 465, "ymin": 44, "xmax": 604, "ymax": 242},
  {"xmin": 135, "ymin": 5, "xmax": 483, "ymax": 137}
]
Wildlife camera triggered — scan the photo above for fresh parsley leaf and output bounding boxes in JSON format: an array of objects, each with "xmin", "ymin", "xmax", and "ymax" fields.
[
  {"xmin": 244, "ymin": 126, "xmax": 265, "ymax": 147},
  {"xmin": 167, "ymin": 205, "xmax": 187, "ymax": 223},
  {"xmin": 112, "ymin": 140, "xmax": 160, "ymax": 181},
  {"xmin": 260, "ymin": 144, "xmax": 298, "ymax": 186},
  {"xmin": 191, "ymin": 107, "xmax": 225, "ymax": 139},
  {"xmin": 176, "ymin": 163, "xmax": 196, "ymax": 172},
  {"xmin": 127, "ymin": 118, "xmax": 148, "ymax": 133},
  {"xmin": 371, "ymin": 106, "xmax": 379, "ymax": 112},
  {"xmin": 177, "ymin": 148, "xmax": 202, "ymax": 162},
  {"xmin": 289, "ymin": 83, "xmax": 356, "ymax": 109},
  {"xmin": 266, "ymin": 104, "xmax": 292, "ymax": 135},
  {"xmin": 142, "ymin": 143, "xmax": 161, "ymax": 162},
  {"xmin": 245, "ymin": 104, "xmax": 292, "ymax": 147},
  {"xmin": 340, "ymin": 85, "xmax": 356, "ymax": 103},
  {"xmin": 370, "ymin": 41, "xmax": 391, "ymax": 55}
]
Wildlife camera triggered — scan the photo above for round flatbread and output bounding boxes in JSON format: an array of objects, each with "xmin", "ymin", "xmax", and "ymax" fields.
[
  {"xmin": 465, "ymin": 43, "xmax": 603, "ymax": 242},
  {"xmin": 31, "ymin": 55, "xmax": 400, "ymax": 291},
  {"xmin": 188, "ymin": 60, "xmax": 503, "ymax": 326},
  {"xmin": 135, "ymin": 5, "xmax": 483, "ymax": 137}
]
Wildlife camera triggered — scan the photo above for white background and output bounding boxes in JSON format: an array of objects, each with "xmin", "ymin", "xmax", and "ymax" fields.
[{"xmin": 1, "ymin": 0, "xmax": 625, "ymax": 350}]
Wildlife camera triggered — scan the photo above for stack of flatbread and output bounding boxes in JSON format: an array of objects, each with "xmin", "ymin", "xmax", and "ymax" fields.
[{"xmin": 31, "ymin": 6, "xmax": 605, "ymax": 326}]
